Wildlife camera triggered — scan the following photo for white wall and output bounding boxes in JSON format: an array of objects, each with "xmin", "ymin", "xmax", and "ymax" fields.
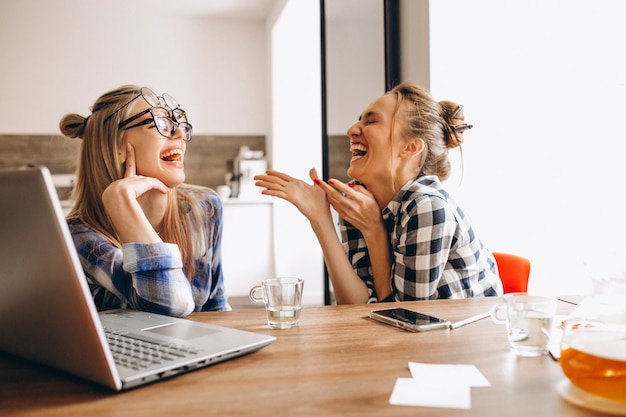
[
  {"xmin": 426, "ymin": 0, "xmax": 626, "ymax": 295},
  {"xmin": 268, "ymin": 0, "xmax": 325, "ymax": 305},
  {"xmin": 11, "ymin": 0, "xmax": 613, "ymax": 301},
  {"xmin": 0, "ymin": 0, "xmax": 267, "ymax": 135},
  {"xmin": 1, "ymin": 0, "xmax": 327, "ymax": 304},
  {"xmin": 325, "ymin": 0, "xmax": 385, "ymax": 135}
]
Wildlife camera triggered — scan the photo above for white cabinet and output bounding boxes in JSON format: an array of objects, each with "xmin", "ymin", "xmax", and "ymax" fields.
[{"xmin": 221, "ymin": 199, "xmax": 274, "ymax": 297}]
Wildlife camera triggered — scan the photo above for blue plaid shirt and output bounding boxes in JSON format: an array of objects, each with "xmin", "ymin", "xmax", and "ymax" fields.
[
  {"xmin": 68, "ymin": 189, "xmax": 230, "ymax": 317},
  {"xmin": 339, "ymin": 175, "xmax": 502, "ymax": 302}
]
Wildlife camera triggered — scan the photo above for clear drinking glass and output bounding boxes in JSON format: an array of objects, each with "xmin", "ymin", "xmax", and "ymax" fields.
[{"xmin": 249, "ymin": 277, "xmax": 304, "ymax": 329}]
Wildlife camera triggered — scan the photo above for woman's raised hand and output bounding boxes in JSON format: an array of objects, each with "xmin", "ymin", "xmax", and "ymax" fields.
[
  {"xmin": 254, "ymin": 168, "xmax": 331, "ymax": 221},
  {"xmin": 318, "ymin": 178, "xmax": 383, "ymax": 236}
]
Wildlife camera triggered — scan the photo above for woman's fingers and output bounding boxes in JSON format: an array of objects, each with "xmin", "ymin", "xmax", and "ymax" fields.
[
  {"xmin": 323, "ymin": 178, "xmax": 362, "ymax": 204},
  {"xmin": 254, "ymin": 168, "xmax": 333, "ymax": 220},
  {"xmin": 132, "ymin": 176, "xmax": 170, "ymax": 197},
  {"xmin": 262, "ymin": 169, "xmax": 297, "ymax": 182},
  {"xmin": 321, "ymin": 178, "xmax": 382, "ymax": 231},
  {"xmin": 123, "ymin": 143, "xmax": 137, "ymax": 178},
  {"xmin": 118, "ymin": 143, "xmax": 168, "ymax": 196},
  {"xmin": 308, "ymin": 168, "xmax": 320, "ymax": 182}
]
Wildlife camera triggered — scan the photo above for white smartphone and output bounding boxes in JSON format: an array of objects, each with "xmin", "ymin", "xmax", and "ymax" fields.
[{"xmin": 369, "ymin": 307, "xmax": 451, "ymax": 332}]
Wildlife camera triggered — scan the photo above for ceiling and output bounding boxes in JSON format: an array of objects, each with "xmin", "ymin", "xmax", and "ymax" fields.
[
  {"xmin": 144, "ymin": 0, "xmax": 275, "ymax": 19},
  {"xmin": 141, "ymin": 0, "xmax": 374, "ymax": 20}
]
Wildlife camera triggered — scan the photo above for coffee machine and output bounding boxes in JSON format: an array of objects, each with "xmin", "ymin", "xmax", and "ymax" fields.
[{"xmin": 232, "ymin": 146, "xmax": 267, "ymax": 199}]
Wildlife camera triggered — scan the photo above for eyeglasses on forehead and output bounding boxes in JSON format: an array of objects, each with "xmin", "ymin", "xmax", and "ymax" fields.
[
  {"xmin": 103, "ymin": 87, "xmax": 181, "ymax": 123},
  {"xmin": 119, "ymin": 107, "xmax": 193, "ymax": 142}
]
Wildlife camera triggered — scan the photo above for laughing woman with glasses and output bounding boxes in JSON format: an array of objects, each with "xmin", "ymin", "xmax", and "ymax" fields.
[{"xmin": 59, "ymin": 85, "xmax": 230, "ymax": 317}]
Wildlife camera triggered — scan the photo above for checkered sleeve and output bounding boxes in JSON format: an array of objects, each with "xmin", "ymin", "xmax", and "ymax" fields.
[
  {"xmin": 391, "ymin": 195, "xmax": 458, "ymax": 300},
  {"xmin": 68, "ymin": 220, "xmax": 195, "ymax": 317},
  {"xmin": 122, "ymin": 242, "xmax": 195, "ymax": 317},
  {"xmin": 338, "ymin": 219, "xmax": 378, "ymax": 302},
  {"xmin": 338, "ymin": 176, "xmax": 502, "ymax": 302}
]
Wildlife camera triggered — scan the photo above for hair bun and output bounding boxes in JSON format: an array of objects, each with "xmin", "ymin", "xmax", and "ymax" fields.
[
  {"xmin": 439, "ymin": 101, "xmax": 472, "ymax": 149},
  {"xmin": 59, "ymin": 113, "xmax": 87, "ymax": 139}
]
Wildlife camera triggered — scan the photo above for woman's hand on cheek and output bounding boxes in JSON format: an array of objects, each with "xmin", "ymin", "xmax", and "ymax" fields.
[{"xmin": 102, "ymin": 143, "xmax": 169, "ymax": 212}]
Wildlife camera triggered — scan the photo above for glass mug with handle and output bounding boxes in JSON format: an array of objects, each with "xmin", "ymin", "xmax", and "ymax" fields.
[
  {"xmin": 249, "ymin": 277, "xmax": 304, "ymax": 329},
  {"xmin": 491, "ymin": 293, "xmax": 557, "ymax": 357}
]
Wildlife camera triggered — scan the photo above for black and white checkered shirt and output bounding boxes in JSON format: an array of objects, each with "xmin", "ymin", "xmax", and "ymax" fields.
[{"xmin": 339, "ymin": 175, "xmax": 502, "ymax": 303}]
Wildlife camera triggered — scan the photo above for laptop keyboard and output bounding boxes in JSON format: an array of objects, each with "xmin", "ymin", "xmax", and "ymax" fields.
[{"xmin": 104, "ymin": 327, "xmax": 199, "ymax": 370}]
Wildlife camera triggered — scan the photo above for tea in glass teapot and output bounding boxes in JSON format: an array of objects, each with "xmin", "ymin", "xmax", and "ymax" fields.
[{"xmin": 560, "ymin": 277, "xmax": 626, "ymax": 402}]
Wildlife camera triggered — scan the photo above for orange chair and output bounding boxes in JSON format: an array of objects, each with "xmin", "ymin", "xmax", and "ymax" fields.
[{"xmin": 492, "ymin": 252, "xmax": 530, "ymax": 293}]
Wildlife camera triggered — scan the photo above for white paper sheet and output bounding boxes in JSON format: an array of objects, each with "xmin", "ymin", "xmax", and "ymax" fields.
[
  {"xmin": 408, "ymin": 362, "xmax": 491, "ymax": 387},
  {"xmin": 389, "ymin": 362, "xmax": 490, "ymax": 409},
  {"xmin": 389, "ymin": 378, "xmax": 472, "ymax": 409}
]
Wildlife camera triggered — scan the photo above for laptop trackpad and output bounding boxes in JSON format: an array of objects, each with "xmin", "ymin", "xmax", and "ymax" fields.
[{"xmin": 143, "ymin": 322, "xmax": 218, "ymax": 340}]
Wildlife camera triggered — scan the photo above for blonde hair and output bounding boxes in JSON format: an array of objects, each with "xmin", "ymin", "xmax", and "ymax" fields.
[
  {"xmin": 389, "ymin": 82, "xmax": 469, "ymax": 182},
  {"xmin": 59, "ymin": 85, "xmax": 212, "ymax": 280}
]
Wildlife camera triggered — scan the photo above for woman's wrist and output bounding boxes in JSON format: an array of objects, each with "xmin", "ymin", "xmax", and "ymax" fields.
[{"xmin": 361, "ymin": 219, "xmax": 387, "ymax": 242}]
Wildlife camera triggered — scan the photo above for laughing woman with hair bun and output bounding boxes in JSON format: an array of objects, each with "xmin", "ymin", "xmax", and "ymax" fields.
[{"xmin": 255, "ymin": 82, "xmax": 502, "ymax": 304}]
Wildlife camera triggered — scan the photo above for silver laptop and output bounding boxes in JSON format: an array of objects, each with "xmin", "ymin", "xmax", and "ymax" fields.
[{"xmin": 0, "ymin": 166, "xmax": 275, "ymax": 391}]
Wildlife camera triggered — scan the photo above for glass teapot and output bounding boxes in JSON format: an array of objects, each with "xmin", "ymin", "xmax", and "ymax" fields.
[{"xmin": 560, "ymin": 277, "xmax": 626, "ymax": 402}]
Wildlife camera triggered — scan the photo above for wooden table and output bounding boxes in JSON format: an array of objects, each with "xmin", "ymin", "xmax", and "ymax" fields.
[{"xmin": 0, "ymin": 297, "xmax": 601, "ymax": 416}]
